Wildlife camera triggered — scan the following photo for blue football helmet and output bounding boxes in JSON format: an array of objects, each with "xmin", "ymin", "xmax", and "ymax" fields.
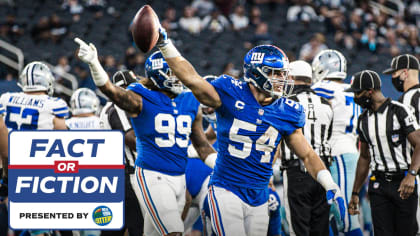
[
  {"xmin": 201, "ymin": 75, "xmax": 218, "ymax": 123},
  {"xmin": 243, "ymin": 45, "xmax": 292, "ymax": 97},
  {"xmin": 145, "ymin": 51, "xmax": 183, "ymax": 94}
]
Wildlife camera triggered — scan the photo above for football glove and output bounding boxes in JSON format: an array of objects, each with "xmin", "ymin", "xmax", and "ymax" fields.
[
  {"xmin": 326, "ymin": 185, "xmax": 346, "ymax": 223},
  {"xmin": 74, "ymin": 37, "xmax": 109, "ymax": 86},
  {"xmin": 157, "ymin": 26, "xmax": 169, "ymax": 48}
]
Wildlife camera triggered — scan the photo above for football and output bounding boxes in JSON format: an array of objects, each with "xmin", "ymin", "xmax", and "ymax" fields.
[{"xmin": 131, "ymin": 5, "xmax": 160, "ymax": 53}]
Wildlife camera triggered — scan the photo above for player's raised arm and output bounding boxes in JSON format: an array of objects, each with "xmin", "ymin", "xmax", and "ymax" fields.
[
  {"xmin": 74, "ymin": 38, "xmax": 143, "ymax": 116},
  {"xmin": 156, "ymin": 28, "xmax": 221, "ymax": 109}
]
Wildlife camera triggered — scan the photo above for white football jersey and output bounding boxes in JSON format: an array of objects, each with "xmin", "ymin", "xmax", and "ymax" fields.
[
  {"xmin": 312, "ymin": 80, "xmax": 362, "ymax": 155},
  {"xmin": 0, "ymin": 92, "xmax": 69, "ymax": 130},
  {"xmin": 66, "ymin": 116, "xmax": 102, "ymax": 129}
]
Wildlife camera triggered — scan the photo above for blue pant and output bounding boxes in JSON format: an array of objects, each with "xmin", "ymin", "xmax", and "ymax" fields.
[{"xmin": 330, "ymin": 153, "xmax": 362, "ymax": 233}]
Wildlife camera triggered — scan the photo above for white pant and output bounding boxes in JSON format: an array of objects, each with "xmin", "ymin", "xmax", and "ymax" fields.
[
  {"xmin": 208, "ymin": 185, "xmax": 269, "ymax": 236},
  {"xmin": 135, "ymin": 167, "xmax": 186, "ymax": 235}
]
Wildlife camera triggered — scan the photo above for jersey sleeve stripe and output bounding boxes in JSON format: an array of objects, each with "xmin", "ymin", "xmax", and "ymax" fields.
[
  {"xmin": 55, "ymin": 112, "xmax": 69, "ymax": 118},
  {"xmin": 53, "ymin": 107, "xmax": 68, "ymax": 112},
  {"xmin": 313, "ymin": 87, "xmax": 334, "ymax": 94},
  {"xmin": 314, "ymin": 92, "xmax": 333, "ymax": 99}
]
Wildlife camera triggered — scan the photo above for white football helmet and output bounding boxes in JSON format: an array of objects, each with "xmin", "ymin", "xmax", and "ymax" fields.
[
  {"xmin": 70, "ymin": 88, "xmax": 100, "ymax": 115},
  {"xmin": 311, "ymin": 49, "xmax": 347, "ymax": 83},
  {"xmin": 19, "ymin": 61, "xmax": 55, "ymax": 95}
]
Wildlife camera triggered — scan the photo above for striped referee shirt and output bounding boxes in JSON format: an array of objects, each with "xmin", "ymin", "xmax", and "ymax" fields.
[
  {"xmin": 100, "ymin": 102, "xmax": 137, "ymax": 174},
  {"xmin": 399, "ymin": 84, "xmax": 420, "ymax": 123},
  {"xmin": 281, "ymin": 85, "xmax": 333, "ymax": 163},
  {"xmin": 357, "ymin": 98, "xmax": 420, "ymax": 172}
]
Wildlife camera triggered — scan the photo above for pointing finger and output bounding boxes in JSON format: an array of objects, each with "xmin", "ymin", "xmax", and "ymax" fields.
[{"xmin": 74, "ymin": 37, "xmax": 88, "ymax": 47}]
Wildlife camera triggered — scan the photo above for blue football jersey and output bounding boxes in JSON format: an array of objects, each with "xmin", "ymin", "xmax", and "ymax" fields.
[
  {"xmin": 127, "ymin": 83, "xmax": 200, "ymax": 175},
  {"xmin": 209, "ymin": 75, "xmax": 305, "ymax": 206},
  {"xmin": 185, "ymin": 158, "xmax": 212, "ymax": 198}
]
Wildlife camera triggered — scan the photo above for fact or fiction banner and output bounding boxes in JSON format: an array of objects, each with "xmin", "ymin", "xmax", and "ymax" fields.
[{"xmin": 8, "ymin": 131, "xmax": 125, "ymax": 230}]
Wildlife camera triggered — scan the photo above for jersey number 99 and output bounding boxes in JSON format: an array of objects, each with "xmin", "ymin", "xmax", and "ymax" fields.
[{"xmin": 154, "ymin": 113, "xmax": 192, "ymax": 148}]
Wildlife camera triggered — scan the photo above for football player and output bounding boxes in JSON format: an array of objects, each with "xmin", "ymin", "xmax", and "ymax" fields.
[
  {"xmin": 312, "ymin": 50, "xmax": 363, "ymax": 236},
  {"xmin": 155, "ymin": 25, "xmax": 345, "ymax": 235},
  {"xmin": 0, "ymin": 61, "xmax": 69, "ymax": 236},
  {"xmin": 74, "ymin": 37, "xmax": 216, "ymax": 236},
  {"xmin": 66, "ymin": 88, "xmax": 101, "ymax": 129},
  {"xmin": 0, "ymin": 61, "xmax": 69, "ymax": 130}
]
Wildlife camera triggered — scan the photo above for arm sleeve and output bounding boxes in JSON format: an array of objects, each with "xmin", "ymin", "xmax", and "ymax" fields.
[
  {"xmin": 52, "ymin": 98, "xmax": 69, "ymax": 118},
  {"xmin": 396, "ymin": 104, "xmax": 420, "ymax": 136},
  {"xmin": 0, "ymin": 104, "xmax": 4, "ymax": 116},
  {"xmin": 357, "ymin": 115, "xmax": 367, "ymax": 143},
  {"xmin": 108, "ymin": 106, "xmax": 133, "ymax": 133}
]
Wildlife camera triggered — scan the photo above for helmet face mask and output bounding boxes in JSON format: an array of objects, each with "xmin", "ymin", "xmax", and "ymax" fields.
[
  {"xmin": 19, "ymin": 61, "xmax": 55, "ymax": 96},
  {"xmin": 311, "ymin": 49, "xmax": 347, "ymax": 83},
  {"xmin": 70, "ymin": 88, "xmax": 100, "ymax": 115},
  {"xmin": 243, "ymin": 45, "xmax": 293, "ymax": 98},
  {"xmin": 146, "ymin": 51, "xmax": 184, "ymax": 95}
]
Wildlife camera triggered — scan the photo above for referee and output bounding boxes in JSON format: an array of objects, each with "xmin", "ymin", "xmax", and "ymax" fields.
[
  {"xmin": 280, "ymin": 60, "xmax": 334, "ymax": 236},
  {"xmin": 383, "ymin": 54, "xmax": 420, "ymax": 122},
  {"xmin": 100, "ymin": 70, "xmax": 144, "ymax": 236},
  {"xmin": 347, "ymin": 70, "xmax": 420, "ymax": 236}
]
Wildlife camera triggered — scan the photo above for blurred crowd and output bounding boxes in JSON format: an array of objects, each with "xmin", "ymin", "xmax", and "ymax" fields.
[{"xmin": 0, "ymin": 0, "xmax": 419, "ymax": 96}]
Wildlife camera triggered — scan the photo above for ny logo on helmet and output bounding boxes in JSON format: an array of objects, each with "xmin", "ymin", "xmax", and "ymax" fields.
[
  {"xmin": 251, "ymin": 53, "xmax": 265, "ymax": 64},
  {"xmin": 151, "ymin": 59, "xmax": 164, "ymax": 70}
]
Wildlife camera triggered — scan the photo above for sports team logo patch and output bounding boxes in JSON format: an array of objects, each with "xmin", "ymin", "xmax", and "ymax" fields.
[
  {"xmin": 151, "ymin": 58, "xmax": 164, "ymax": 70},
  {"xmin": 250, "ymin": 52, "xmax": 265, "ymax": 64},
  {"xmin": 8, "ymin": 131, "xmax": 125, "ymax": 230}
]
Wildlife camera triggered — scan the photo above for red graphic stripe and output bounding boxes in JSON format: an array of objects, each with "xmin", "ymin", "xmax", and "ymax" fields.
[
  {"xmin": 8, "ymin": 164, "xmax": 125, "ymax": 169},
  {"xmin": 137, "ymin": 167, "xmax": 166, "ymax": 235},
  {"xmin": 209, "ymin": 187, "xmax": 223, "ymax": 236}
]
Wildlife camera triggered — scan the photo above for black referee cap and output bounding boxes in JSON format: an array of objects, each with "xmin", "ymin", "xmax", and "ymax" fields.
[
  {"xmin": 383, "ymin": 54, "xmax": 419, "ymax": 74},
  {"xmin": 112, "ymin": 70, "xmax": 138, "ymax": 87},
  {"xmin": 345, "ymin": 70, "xmax": 381, "ymax": 93}
]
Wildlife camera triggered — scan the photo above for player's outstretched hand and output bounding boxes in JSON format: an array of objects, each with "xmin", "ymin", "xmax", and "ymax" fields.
[
  {"xmin": 74, "ymin": 37, "xmax": 99, "ymax": 65},
  {"xmin": 326, "ymin": 185, "xmax": 346, "ymax": 223}
]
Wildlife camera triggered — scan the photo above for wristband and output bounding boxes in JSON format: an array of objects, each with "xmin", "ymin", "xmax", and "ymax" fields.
[
  {"xmin": 316, "ymin": 169, "xmax": 336, "ymax": 190},
  {"xmin": 204, "ymin": 152, "xmax": 217, "ymax": 169},
  {"xmin": 158, "ymin": 40, "xmax": 181, "ymax": 58},
  {"xmin": 187, "ymin": 144, "xmax": 199, "ymax": 158},
  {"xmin": 88, "ymin": 59, "xmax": 109, "ymax": 87},
  {"xmin": 352, "ymin": 191, "xmax": 359, "ymax": 196}
]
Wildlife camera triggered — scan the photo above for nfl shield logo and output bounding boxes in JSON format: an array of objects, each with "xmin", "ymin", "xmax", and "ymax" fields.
[
  {"xmin": 258, "ymin": 109, "xmax": 264, "ymax": 116},
  {"xmin": 392, "ymin": 134, "xmax": 399, "ymax": 142}
]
